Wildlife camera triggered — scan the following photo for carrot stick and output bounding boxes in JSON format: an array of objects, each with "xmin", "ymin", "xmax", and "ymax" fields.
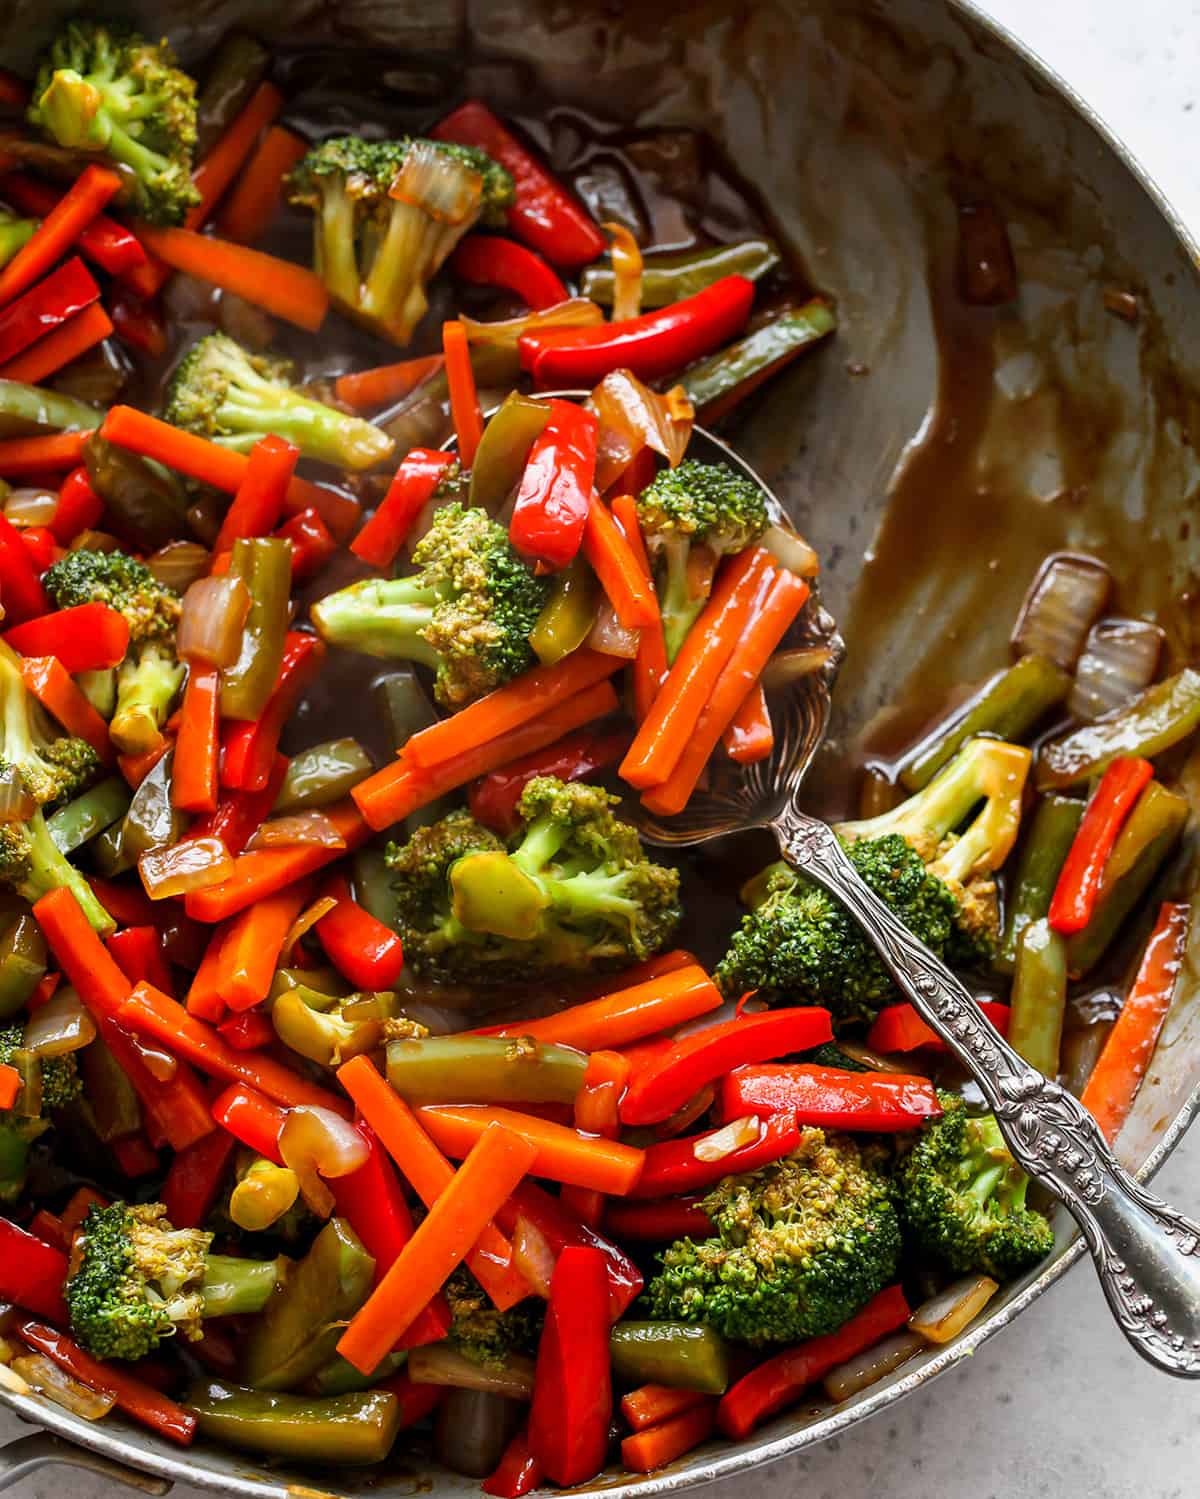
[
  {"xmin": 353, "ymin": 680, "xmax": 621, "ymax": 831},
  {"xmin": 722, "ymin": 681, "xmax": 773, "ymax": 764},
  {"xmin": 416, "ymin": 1104, "xmax": 645, "ymax": 1195},
  {"xmin": 0, "ymin": 164, "xmax": 121, "ymax": 308},
  {"xmin": 643, "ymin": 569, "xmax": 809, "ymax": 815},
  {"xmin": 212, "ymin": 433, "xmax": 298, "ymax": 554},
  {"xmin": 188, "ymin": 83, "xmax": 284, "ymax": 230},
  {"xmin": 335, "ymin": 354, "xmax": 444, "ymax": 412},
  {"xmin": 583, "ymin": 497, "xmax": 659, "ymax": 630},
  {"xmin": 217, "ymin": 124, "xmax": 308, "ymax": 243},
  {"xmin": 621, "ymin": 1400, "xmax": 716, "ymax": 1472},
  {"xmin": 1081, "ymin": 902, "xmax": 1189, "ymax": 1141},
  {"xmin": 186, "ymin": 923, "xmax": 229, "ymax": 1023},
  {"xmin": 406, "ymin": 650, "xmax": 622, "ymax": 771},
  {"xmin": 136, "ymin": 225, "xmax": 328, "ymax": 332},
  {"xmin": 337, "ymin": 1122, "xmax": 538, "ymax": 1372},
  {"xmin": 215, "ymin": 883, "xmax": 311, "ymax": 1011},
  {"xmin": 0, "ymin": 430, "xmax": 91, "ymax": 476},
  {"xmin": 183, "ymin": 799, "xmax": 369, "ymax": 921},
  {"xmin": 621, "ymin": 1382, "xmax": 710, "ymax": 1433},
  {"xmin": 621, "ymin": 548, "xmax": 774, "ymax": 789},
  {"xmin": 480, "ymin": 964, "xmax": 722, "ymax": 1050},
  {"xmin": 610, "ymin": 494, "xmax": 668, "ymax": 719},
  {"xmin": 0, "ymin": 302, "xmax": 113, "ymax": 384},
  {"xmin": 20, "ymin": 654, "xmax": 113, "ymax": 762},
  {"xmin": 172, "ymin": 668, "xmax": 220, "ymax": 813},
  {"xmin": 443, "ymin": 319, "xmax": 483, "ymax": 468},
  {"xmin": 338, "ymin": 1056, "xmax": 531, "ymax": 1311},
  {"xmin": 32, "ymin": 888, "xmax": 132, "ymax": 1020}
]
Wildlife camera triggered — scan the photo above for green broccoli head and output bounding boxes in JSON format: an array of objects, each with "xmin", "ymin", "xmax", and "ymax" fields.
[
  {"xmin": 28, "ymin": 19, "xmax": 200, "ymax": 225},
  {"xmin": 636, "ymin": 459, "xmax": 769, "ymax": 660},
  {"xmin": 643, "ymin": 1129, "xmax": 901, "ymax": 1345},
  {"xmin": 445, "ymin": 1266, "xmax": 543, "ymax": 1368},
  {"xmin": 0, "ymin": 1021, "xmax": 81, "ymax": 1200},
  {"xmin": 0, "ymin": 1023, "xmax": 82, "ymax": 1113},
  {"xmin": 0, "ymin": 641, "xmax": 101, "ymax": 808},
  {"xmin": 311, "ymin": 502, "xmax": 548, "ymax": 708},
  {"xmin": 288, "ymin": 134, "xmax": 513, "ymax": 344},
  {"xmin": 0, "ymin": 808, "xmax": 114, "ymax": 935},
  {"xmin": 897, "ymin": 1093, "xmax": 1054, "ymax": 1281},
  {"xmin": 164, "ymin": 333, "xmax": 393, "ymax": 472}
]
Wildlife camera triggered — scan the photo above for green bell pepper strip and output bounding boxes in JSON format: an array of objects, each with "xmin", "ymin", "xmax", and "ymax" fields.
[
  {"xmin": 583, "ymin": 239, "xmax": 781, "ymax": 310},
  {"xmin": 46, "ymin": 776, "xmax": 131, "ymax": 855},
  {"xmin": 469, "ymin": 392, "xmax": 552, "ymax": 515},
  {"xmin": 0, "ymin": 1117, "xmax": 39, "ymax": 1201},
  {"xmin": 529, "ymin": 557, "xmax": 597, "ymax": 665},
  {"xmin": 1036, "ymin": 668, "xmax": 1200, "ymax": 791},
  {"xmin": 307, "ymin": 1350, "xmax": 407, "ymax": 1397},
  {"xmin": 609, "ymin": 1322, "xmax": 730, "ymax": 1394},
  {"xmin": 1007, "ymin": 918, "xmax": 1068, "ymax": 1077},
  {"xmin": 220, "ymin": 537, "xmax": 292, "ymax": 721},
  {"xmin": 273, "ymin": 739, "xmax": 374, "ymax": 814},
  {"xmin": 679, "ymin": 299, "xmax": 837, "ymax": 421},
  {"xmin": 122, "ymin": 749, "xmax": 185, "ymax": 859},
  {"xmin": 200, "ymin": 1255, "xmax": 283, "ymax": 1319},
  {"xmin": 373, "ymin": 667, "xmax": 438, "ymax": 755},
  {"xmin": 902, "ymin": 654, "xmax": 1072, "ymax": 790},
  {"xmin": 84, "ymin": 435, "xmax": 192, "ymax": 552},
  {"xmin": 0, "ymin": 378, "xmax": 99, "ymax": 438},
  {"xmin": 241, "ymin": 1217, "xmax": 376, "ymax": 1391},
  {"xmin": 78, "ymin": 1033, "xmax": 143, "ymax": 1142},
  {"xmin": 996, "ymin": 794, "xmax": 1084, "ymax": 972},
  {"xmin": 0, "ymin": 912, "xmax": 47, "ymax": 1019},
  {"xmin": 385, "ymin": 1035, "xmax": 588, "ymax": 1106},
  {"xmin": 186, "ymin": 1380, "xmax": 400, "ymax": 1464},
  {"xmin": 91, "ymin": 818, "xmax": 135, "ymax": 877}
]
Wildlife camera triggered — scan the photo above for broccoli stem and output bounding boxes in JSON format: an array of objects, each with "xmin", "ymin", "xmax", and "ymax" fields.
[
  {"xmin": 212, "ymin": 376, "xmax": 393, "ymax": 471},
  {"xmin": 309, "ymin": 577, "xmax": 444, "ymax": 665},
  {"xmin": 316, "ymin": 190, "xmax": 362, "ymax": 312},
  {"xmin": 18, "ymin": 810, "xmax": 115, "ymax": 935},
  {"xmin": 657, "ymin": 534, "xmax": 704, "ymax": 663},
  {"xmin": 111, "ymin": 644, "xmax": 185, "ymax": 757},
  {"xmin": 200, "ymin": 1254, "xmax": 282, "ymax": 1318}
]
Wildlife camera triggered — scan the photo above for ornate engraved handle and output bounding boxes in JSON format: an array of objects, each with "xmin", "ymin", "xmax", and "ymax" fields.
[{"xmin": 775, "ymin": 810, "xmax": 1200, "ymax": 1377}]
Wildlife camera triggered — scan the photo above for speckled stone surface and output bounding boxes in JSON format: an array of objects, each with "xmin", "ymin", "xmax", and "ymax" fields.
[{"xmin": 3, "ymin": 1, "xmax": 1199, "ymax": 1494}]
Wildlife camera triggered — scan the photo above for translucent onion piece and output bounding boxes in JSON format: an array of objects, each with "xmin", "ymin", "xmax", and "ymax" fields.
[
  {"xmin": 179, "ymin": 575, "xmax": 251, "ymax": 667},
  {"xmin": 694, "ymin": 1114, "xmax": 759, "ymax": 1163},
  {"xmin": 587, "ymin": 599, "xmax": 640, "ymax": 659},
  {"xmin": 0, "ymin": 1362, "xmax": 29, "ymax": 1396},
  {"xmin": 145, "ymin": 541, "xmax": 211, "ymax": 593},
  {"xmin": 388, "ymin": 139, "xmax": 483, "ymax": 224},
  {"xmin": 245, "ymin": 812, "xmax": 347, "ymax": 851},
  {"xmin": 653, "ymin": 1084, "xmax": 715, "ymax": 1141},
  {"xmin": 280, "ymin": 1105, "xmax": 370, "ymax": 1219},
  {"xmin": 512, "ymin": 1213, "xmax": 555, "ymax": 1300},
  {"xmin": 588, "ymin": 368, "xmax": 693, "ymax": 493},
  {"xmin": 139, "ymin": 836, "xmax": 234, "ymax": 900},
  {"xmin": 434, "ymin": 1389, "xmax": 524, "ymax": 1480},
  {"xmin": 835, "ymin": 1041, "xmax": 928, "ymax": 1076},
  {"xmin": 410, "ymin": 1344, "xmax": 536, "ymax": 1401},
  {"xmin": 461, "ymin": 298, "xmax": 604, "ymax": 351},
  {"xmin": 3, "ymin": 488, "xmax": 57, "ymax": 528},
  {"xmin": 909, "ymin": 1274, "xmax": 999, "ymax": 1344},
  {"xmin": 11, "ymin": 1353, "xmax": 116, "ymax": 1419},
  {"xmin": 1068, "ymin": 617, "xmax": 1164, "ymax": 722},
  {"xmin": 822, "ymin": 1330, "xmax": 925, "ymax": 1401},
  {"xmin": 761, "ymin": 524, "xmax": 819, "ymax": 579},
  {"xmin": 280, "ymin": 896, "xmax": 339, "ymax": 960},
  {"xmin": 0, "ymin": 764, "xmax": 34, "ymax": 823},
  {"xmin": 761, "ymin": 646, "xmax": 834, "ymax": 691},
  {"xmin": 603, "ymin": 221, "xmax": 644, "ymax": 322},
  {"xmin": 1011, "ymin": 553, "xmax": 1111, "ymax": 669},
  {"xmin": 22, "ymin": 988, "xmax": 96, "ymax": 1057}
]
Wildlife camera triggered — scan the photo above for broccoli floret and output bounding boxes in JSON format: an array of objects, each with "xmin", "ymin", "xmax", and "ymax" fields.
[
  {"xmin": 0, "ymin": 1023, "xmax": 82, "ymax": 1202},
  {"xmin": 0, "ymin": 807, "xmax": 114, "ymax": 935},
  {"xmin": 288, "ymin": 135, "xmax": 514, "ymax": 345},
  {"xmin": 637, "ymin": 460, "xmax": 769, "ymax": 661},
  {"xmin": 716, "ymin": 738, "xmax": 1031, "ymax": 1024},
  {"xmin": 164, "ymin": 333, "xmax": 394, "ymax": 472},
  {"xmin": 65, "ymin": 1201, "xmax": 281, "ymax": 1362},
  {"xmin": 897, "ymin": 1093, "xmax": 1054, "ymax": 1280},
  {"xmin": 44, "ymin": 549, "xmax": 185, "ymax": 757},
  {"xmin": 643, "ymin": 1129, "xmax": 901, "ymax": 1345},
  {"xmin": 0, "ymin": 640, "xmax": 100, "ymax": 807},
  {"xmin": 28, "ymin": 19, "xmax": 199, "ymax": 225},
  {"xmin": 445, "ymin": 1266, "xmax": 543, "ymax": 1368},
  {"xmin": 0, "ymin": 211, "xmax": 37, "ymax": 270},
  {"xmin": 311, "ymin": 502, "xmax": 548, "ymax": 708},
  {"xmin": 386, "ymin": 779, "xmax": 681, "ymax": 985}
]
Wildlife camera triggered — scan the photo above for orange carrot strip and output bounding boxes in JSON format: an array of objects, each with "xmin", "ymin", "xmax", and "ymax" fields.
[
  {"xmin": 583, "ymin": 497, "xmax": 658, "ymax": 630},
  {"xmin": 643, "ymin": 569, "xmax": 809, "ymax": 815},
  {"xmin": 621, "ymin": 548, "xmax": 774, "ymax": 789},
  {"xmin": 620, "ymin": 1384, "xmax": 710, "ymax": 1433},
  {"xmin": 611, "ymin": 493, "xmax": 667, "ymax": 723},
  {"xmin": 481, "ymin": 965, "xmax": 722, "ymax": 1050},
  {"xmin": 0, "ymin": 164, "xmax": 121, "ymax": 308},
  {"xmin": 32, "ymin": 888, "xmax": 135, "ymax": 1021},
  {"xmin": 416, "ymin": 1104, "xmax": 645, "ymax": 1196},
  {"xmin": 186, "ymin": 923, "xmax": 229, "ymax": 1023},
  {"xmin": 118, "ymin": 740, "xmax": 171, "ymax": 790},
  {"xmin": 172, "ymin": 668, "xmax": 220, "ymax": 813},
  {"xmin": 337, "ymin": 1121, "xmax": 538, "ymax": 1372},
  {"xmin": 338, "ymin": 1056, "xmax": 531, "ymax": 1312},
  {"xmin": 0, "ymin": 1061, "xmax": 21, "ymax": 1108},
  {"xmin": 353, "ymin": 680, "xmax": 620, "ymax": 831},
  {"xmin": 0, "ymin": 303, "xmax": 113, "ymax": 384},
  {"xmin": 1081, "ymin": 902, "xmax": 1190, "ymax": 1141},
  {"xmin": 335, "ymin": 354, "xmax": 444, "ymax": 412},
  {"xmin": 621, "ymin": 1400, "xmax": 716, "ymax": 1472},
  {"xmin": 443, "ymin": 319, "xmax": 483, "ymax": 468},
  {"xmin": 20, "ymin": 654, "xmax": 113, "ymax": 762},
  {"xmin": 0, "ymin": 430, "xmax": 91, "ymax": 476},
  {"xmin": 215, "ymin": 883, "xmax": 311, "ymax": 1012},
  {"xmin": 722, "ymin": 681, "xmax": 773, "ymax": 765},
  {"xmin": 136, "ymin": 225, "xmax": 328, "ymax": 332},
  {"xmin": 217, "ymin": 124, "xmax": 308, "ymax": 243},
  {"xmin": 188, "ymin": 83, "xmax": 284, "ymax": 229}
]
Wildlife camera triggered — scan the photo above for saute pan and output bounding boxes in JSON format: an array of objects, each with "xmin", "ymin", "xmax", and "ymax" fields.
[{"xmin": 2, "ymin": 0, "xmax": 1200, "ymax": 1493}]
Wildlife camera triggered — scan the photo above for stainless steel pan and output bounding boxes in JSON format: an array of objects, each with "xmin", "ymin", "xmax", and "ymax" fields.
[{"xmin": 4, "ymin": 0, "xmax": 1200, "ymax": 1492}]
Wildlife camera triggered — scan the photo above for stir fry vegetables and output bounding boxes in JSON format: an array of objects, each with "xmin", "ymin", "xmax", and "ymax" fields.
[{"xmin": 0, "ymin": 18, "xmax": 1194, "ymax": 1489}]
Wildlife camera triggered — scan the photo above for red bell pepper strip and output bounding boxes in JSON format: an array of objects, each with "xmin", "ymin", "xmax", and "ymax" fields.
[
  {"xmin": 0, "ymin": 510, "xmax": 49, "ymax": 622},
  {"xmin": 1048, "ymin": 755, "xmax": 1154, "ymax": 935},
  {"xmin": 528, "ymin": 1246, "xmax": 612, "ymax": 1487},
  {"xmin": 211, "ymin": 1080, "xmax": 287, "ymax": 1163},
  {"xmin": 867, "ymin": 1000, "xmax": 1011, "ymax": 1055},
  {"xmin": 113, "ymin": 1133, "xmax": 160, "ymax": 1178},
  {"xmin": 509, "ymin": 399, "xmax": 598, "ymax": 569},
  {"xmin": 432, "ymin": 100, "xmax": 605, "ymax": 267},
  {"xmin": 21, "ymin": 654, "xmax": 113, "ymax": 763},
  {"xmin": 212, "ymin": 433, "xmax": 299, "ymax": 554},
  {"xmin": 18, "ymin": 526, "xmax": 57, "ymax": 573},
  {"xmin": 12, "ymin": 1317, "xmax": 196, "ymax": 1446},
  {"xmin": 621, "ymin": 1400, "xmax": 717, "ymax": 1473},
  {"xmin": 451, "ymin": 234, "xmax": 569, "ymax": 309},
  {"xmin": 162, "ymin": 1128, "xmax": 238, "ymax": 1228},
  {"xmin": 274, "ymin": 507, "xmax": 336, "ymax": 581},
  {"xmin": 0, "ymin": 166, "xmax": 121, "ymax": 303},
  {"xmin": 721, "ymin": 1064, "xmax": 944, "ymax": 1132},
  {"xmin": 50, "ymin": 466, "xmax": 104, "ymax": 544},
  {"xmin": 469, "ymin": 726, "xmax": 632, "ymax": 835},
  {"xmin": 106, "ymin": 926, "xmax": 176, "ymax": 999},
  {"xmin": 220, "ymin": 632, "xmax": 324, "ymax": 792},
  {"xmin": 0, "ymin": 255, "xmax": 100, "ymax": 364},
  {"xmin": 377, "ymin": 1370, "xmax": 447, "ymax": 1429},
  {"xmin": 109, "ymin": 292, "xmax": 168, "ymax": 358},
  {"xmin": 315, "ymin": 873, "xmax": 405, "ymax": 990},
  {"xmin": 0, "ymin": 171, "xmax": 147, "ymax": 275},
  {"xmin": 717, "ymin": 1285, "xmax": 911, "ymax": 1439},
  {"xmin": 189, "ymin": 754, "xmax": 288, "ymax": 856},
  {"xmin": 484, "ymin": 1425, "xmax": 544, "ymax": 1498},
  {"xmin": 0, "ymin": 1217, "xmax": 70, "ymax": 1323},
  {"xmin": 620, "ymin": 1008, "xmax": 835, "ymax": 1126},
  {"xmin": 0, "ymin": 301, "xmax": 112, "ymax": 386},
  {"xmin": 27, "ymin": 1209, "xmax": 69, "ymax": 1252},
  {"xmin": 602, "ymin": 1195, "xmax": 711, "ymax": 1242},
  {"xmin": 0, "ymin": 1061, "xmax": 19, "ymax": 1108},
  {"xmin": 628, "ymin": 1112, "xmax": 800, "ymax": 1200},
  {"xmin": 217, "ymin": 1008, "xmax": 275, "ymax": 1051},
  {"xmin": 350, "ymin": 448, "xmax": 454, "ymax": 569},
  {"xmin": 520, "ymin": 275, "xmax": 756, "ymax": 386},
  {"xmin": 5, "ymin": 601, "xmax": 129, "ymax": 672},
  {"xmin": 0, "ymin": 71, "xmax": 28, "ymax": 110}
]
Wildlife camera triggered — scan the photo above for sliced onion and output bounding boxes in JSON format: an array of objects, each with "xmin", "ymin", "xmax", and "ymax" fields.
[
  {"xmin": 694, "ymin": 1114, "xmax": 760, "ymax": 1163},
  {"xmin": 139, "ymin": 836, "xmax": 234, "ymax": 900},
  {"xmin": 178, "ymin": 575, "xmax": 251, "ymax": 667},
  {"xmin": 761, "ymin": 647, "xmax": 835, "ymax": 691},
  {"xmin": 11, "ymin": 1353, "xmax": 115, "ymax": 1419},
  {"xmin": 22, "ymin": 988, "xmax": 95, "ymax": 1057},
  {"xmin": 588, "ymin": 368, "xmax": 693, "ymax": 493},
  {"xmin": 512, "ymin": 1213, "xmax": 555, "ymax": 1299},
  {"xmin": 822, "ymin": 1330, "xmax": 924, "ymax": 1401},
  {"xmin": 3, "ymin": 488, "xmax": 57, "ymax": 528},
  {"xmin": 245, "ymin": 812, "xmax": 347, "ymax": 851},
  {"xmin": 280, "ymin": 895, "xmax": 339, "ymax": 961},
  {"xmin": 279, "ymin": 1105, "xmax": 370, "ymax": 1218},
  {"xmin": 1011, "ymin": 553, "xmax": 1111, "ymax": 669},
  {"xmin": 653, "ymin": 1084, "xmax": 716, "ymax": 1141},
  {"xmin": 835, "ymin": 1041, "xmax": 929, "ymax": 1075},
  {"xmin": 461, "ymin": 297, "xmax": 604, "ymax": 351},
  {"xmin": 409, "ymin": 1344, "xmax": 536, "ymax": 1401},
  {"xmin": 434, "ymin": 1389, "xmax": 525, "ymax": 1479},
  {"xmin": 587, "ymin": 600, "xmax": 640, "ymax": 659},
  {"xmin": 604, "ymin": 221, "xmax": 644, "ymax": 323},
  {"xmin": 1068, "ymin": 616, "xmax": 1164, "ymax": 722},
  {"xmin": 145, "ymin": 540, "xmax": 212, "ymax": 593},
  {"xmin": 0, "ymin": 764, "xmax": 34, "ymax": 823},
  {"xmin": 0, "ymin": 1361, "xmax": 29, "ymax": 1396},
  {"xmin": 761, "ymin": 523, "xmax": 819, "ymax": 578},
  {"xmin": 909, "ymin": 1274, "xmax": 999, "ymax": 1343}
]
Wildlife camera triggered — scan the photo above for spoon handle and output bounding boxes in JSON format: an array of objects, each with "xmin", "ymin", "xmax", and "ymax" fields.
[{"xmin": 775, "ymin": 810, "xmax": 1200, "ymax": 1377}]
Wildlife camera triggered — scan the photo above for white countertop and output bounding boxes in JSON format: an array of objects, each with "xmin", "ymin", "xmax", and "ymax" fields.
[{"xmin": 4, "ymin": 2, "xmax": 1199, "ymax": 1495}]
